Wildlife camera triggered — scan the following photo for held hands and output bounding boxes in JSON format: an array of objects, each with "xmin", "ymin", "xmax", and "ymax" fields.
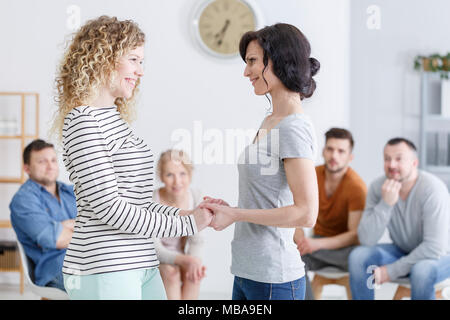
[
  {"xmin": 200, "ymin": 196, "xmax": 236, "ymax": 231},
  {"xmin": 191, "ymin": 205, "xmax": 214, "ymax": 232},
  {"xmin": 381, "ymin": 179, "xmax": 402, "ymax": 206},
  {"xmin": 188, "ymin": 196, "xmax": 235, "ymax": 232}
]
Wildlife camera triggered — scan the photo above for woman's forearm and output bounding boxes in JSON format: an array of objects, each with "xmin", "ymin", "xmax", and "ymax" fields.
[
  {"xmin": 179, "ymin": 209, "xmax": 192, "ymax": 216},
  {"xmin": 235, "ymin": 204, "xmax": 317, "ymax": 228}
]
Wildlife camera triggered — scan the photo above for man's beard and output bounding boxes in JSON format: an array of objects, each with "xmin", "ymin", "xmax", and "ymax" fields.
[
  {"xmin": 386, "ymin": 168, "xmax": 412, "ymax": 183},
  {"xmin": 30, "ymin": 175, "xmax": 56, "ymax": 187},
  {"xmin": 325, "ymin": 163, "xmax": 346, "ymax": 174}
]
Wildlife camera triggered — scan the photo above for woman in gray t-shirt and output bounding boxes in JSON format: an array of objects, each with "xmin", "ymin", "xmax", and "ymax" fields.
[{"xmin": 201, "ymin": 23, "xmax": 320, "ymax": 300}]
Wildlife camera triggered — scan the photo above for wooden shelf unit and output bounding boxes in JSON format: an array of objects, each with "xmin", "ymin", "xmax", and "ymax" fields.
[
  {"xmin": 0, "ymin": 221, "xmax": 24, "ymax": 294},
  {"xmin": 0, "ymin": 92, "xmax": 40, "ymax": 294},
  {"xmin": 0, "ymin": 92, "xmax": 39, "ymax": 184},
  {"xmin": 0, "ymin": 220, "xmax": 12, "ymax": 228}
]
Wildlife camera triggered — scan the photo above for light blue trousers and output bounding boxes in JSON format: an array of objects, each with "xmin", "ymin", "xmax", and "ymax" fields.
[
  {"xmin": 63, "ymin": 268, "xmax": 167, "ymax": 300},
  {"xmin": 349, "ymin": 244, "xmax": 450, "ymax": 300}
]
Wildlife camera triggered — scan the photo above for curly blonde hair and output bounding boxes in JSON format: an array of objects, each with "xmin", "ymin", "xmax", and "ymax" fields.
[{"xmin": 51, "ymin": 15, "xmax": 145, "ymax": 142}]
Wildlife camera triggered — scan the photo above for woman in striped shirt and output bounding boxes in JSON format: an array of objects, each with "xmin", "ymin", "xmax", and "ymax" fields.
[{"xmin": 52, "ymin": 15, "xmax": 212, "ymax": 300}]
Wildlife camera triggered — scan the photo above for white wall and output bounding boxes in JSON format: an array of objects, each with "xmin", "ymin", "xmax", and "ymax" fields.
[
  {"xmin": 350, "ymin": 0, "xmax": 450, "ymax": 188},
  {"xmin": 0, "ymin": 0, "xmax": 351, "ymax": 294}
]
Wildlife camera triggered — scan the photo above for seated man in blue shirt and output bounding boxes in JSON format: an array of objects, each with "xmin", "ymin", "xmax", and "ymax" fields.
[{"xmin": 10, "ymin": 139, "xmax": 77, "ymax": 291}]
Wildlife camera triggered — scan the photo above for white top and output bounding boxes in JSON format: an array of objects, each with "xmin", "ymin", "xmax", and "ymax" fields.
[
  {"xmin": 153, "ymin": 188, "xmax": 204, "ymax": 264},
  {"xmin": 61, "ymin": 106, "xmax": 197, "ymax": 276}
]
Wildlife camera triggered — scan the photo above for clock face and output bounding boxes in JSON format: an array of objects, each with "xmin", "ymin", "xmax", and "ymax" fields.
[{"xmin": 197, "ymin": 0, "xmax": 256, "ymax": 56}]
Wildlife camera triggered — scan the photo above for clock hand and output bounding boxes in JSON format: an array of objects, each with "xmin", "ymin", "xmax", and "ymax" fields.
[
  {"xmin": 215, "ymin": 19, "xmax": 230, "ymax": 39},
  {"xmin": 215, "ymin": 19, "xmax": 230, "ymax": 46}
]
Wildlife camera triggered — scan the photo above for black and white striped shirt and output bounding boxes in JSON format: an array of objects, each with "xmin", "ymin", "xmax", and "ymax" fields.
[{"xmin": 61, "ymin": 106, "xmax": 197, "ymax": 276}]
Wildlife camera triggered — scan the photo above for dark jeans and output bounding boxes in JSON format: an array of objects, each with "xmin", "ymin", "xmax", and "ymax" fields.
[
  {"xmin": 46, "ymin": 273, "xmax": 66, "ymax": 292},
  {"xmin": 232, "ymin": 276, "xmax": 306, "ymax": 300}
]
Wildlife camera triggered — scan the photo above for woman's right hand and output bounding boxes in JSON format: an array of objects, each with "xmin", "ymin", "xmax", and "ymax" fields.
[{"xmin": 191, "ymin": 205, "xmax": 213, "ymax": 232}]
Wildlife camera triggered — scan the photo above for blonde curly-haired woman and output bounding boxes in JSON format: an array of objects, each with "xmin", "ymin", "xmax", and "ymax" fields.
[{"xmin": 53, "ymin": 16, "xmax": 212, "ymax": 300}]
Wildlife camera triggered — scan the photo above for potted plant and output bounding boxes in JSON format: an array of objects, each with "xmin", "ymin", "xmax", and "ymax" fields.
[
  {"xmin": 414, "ymin": 55, "xmax": 427, "ymax": 71},
  {"xmin": 442, "ymin": 53, "xmax": 450, "ymax": 72},
  {"xmin": 414, "ymin": 53, "xmax": 442, "ymax": 72},
  {"xmin": 414, "ymin": 53, "xmax": 449, "ymax": 79}
]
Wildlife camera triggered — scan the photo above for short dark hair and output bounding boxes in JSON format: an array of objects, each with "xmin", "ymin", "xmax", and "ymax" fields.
[
  {"xmin": 23, "ymin": 139, "xmax": 54, "ymax": 165},
  {"xmin": 386, "ymin": 137, "xmax": 417, "ymax": 152},
  {"xmin": 325, "ymin": 128, "xmax": 354, "ymax": 150},
  {"xmin": 239, "ymin": 23, "xmax": 320, "ymax": 100}
]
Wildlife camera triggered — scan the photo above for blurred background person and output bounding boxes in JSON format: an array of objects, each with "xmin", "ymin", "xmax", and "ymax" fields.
[
  {"xmin": 10, "ymin": 139, "xmax": 77, "ymax": 291},
  {"xmin": 154, "ymin": 150, "xmax": 206, "ymax": 300},
  {"xmin": 350, "ymin": 138, "xmax": 450, "ymax": 300},
  {"xmin": 294, "ymin": 128, "xmax": 366, "ymax": 299}
]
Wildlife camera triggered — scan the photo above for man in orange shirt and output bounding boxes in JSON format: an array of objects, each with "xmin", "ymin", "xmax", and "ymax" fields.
[{"xmin": 294, "ymin": 128, "xmax": 367, "ymax": 299}]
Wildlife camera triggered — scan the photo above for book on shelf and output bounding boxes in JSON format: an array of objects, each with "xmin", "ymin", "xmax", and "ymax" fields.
[
  {"xmin": 442, "ymin": 79, "xmax": 450, "ymax": 117},
  {"xmin": 448, "ymin": 133, "xmax": 450, "ymax": 166},
  {"xmin": 426, "ymin": 132, "xmax": 438, "ymax": 166},
  {"xmin": 437, "ymin": 132, "xmax": 448, "ymax": 166}
]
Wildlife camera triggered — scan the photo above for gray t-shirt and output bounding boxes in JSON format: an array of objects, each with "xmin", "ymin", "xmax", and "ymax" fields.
[{"xmin": 231, "ymin": 113, "xmax": 317, "ymax": 283}]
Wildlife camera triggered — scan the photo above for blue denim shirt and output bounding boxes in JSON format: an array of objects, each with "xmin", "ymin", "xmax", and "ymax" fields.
[{"xmin": 9, "ymin": 179, "xmax": 77, "ymax": 286}]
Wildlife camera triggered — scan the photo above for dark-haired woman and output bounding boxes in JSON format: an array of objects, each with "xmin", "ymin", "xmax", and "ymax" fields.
[{"xmin": 201, "ymin": 23, "xmax": 320, "ymax": 300}]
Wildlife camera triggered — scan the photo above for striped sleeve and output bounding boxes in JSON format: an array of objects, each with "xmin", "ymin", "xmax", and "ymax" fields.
[{"xmin": 63, "ymin": 112, "xmax": 197, "ymax": 238}]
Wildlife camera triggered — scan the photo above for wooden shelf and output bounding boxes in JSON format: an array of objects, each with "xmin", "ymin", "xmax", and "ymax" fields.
[
  {"xmin": 0, "ymin": 177, "xmax": 23, "ymax": 184},
  {"xmin": 0, "ymin": 92, "xmax": 38, "ymax": 295},
  {"xmin": 0, "ymin": 92, "xmax": 39, "ymax": 186},
  {"xmin": 0, "ymin": 221, "xmax": 19, "ymax": 282},
  {"xmin": 0, "ymin": 236, "xmax": 21, "ymax": 285},
  {"xmin": 0, "ymin": 92, "xmax": 40, "ymax": 96},
  {"xmin": 0, "ymin": 220, "xmax": 12, "ymax": 228},
  {"xmin": 0, "ymin": 268, "xmax": 20, "ymax": 272}
]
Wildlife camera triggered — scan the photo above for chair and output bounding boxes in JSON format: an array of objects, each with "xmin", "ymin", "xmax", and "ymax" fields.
[
  {"xmin": 391, "ymin": 277, "xmax": 450, "ymax": 300},
  {"xmin": 311, "ymin": 266, "xmax": 351, "ymax": 300},
  {"xmin": 16, "ymin": 241, "xmax": 69, "ymax": 300}
]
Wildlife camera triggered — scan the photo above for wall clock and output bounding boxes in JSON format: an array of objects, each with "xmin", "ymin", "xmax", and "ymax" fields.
[{"xmin": 191, "ymin": 0, "xmax": 264, "ymax": 59}]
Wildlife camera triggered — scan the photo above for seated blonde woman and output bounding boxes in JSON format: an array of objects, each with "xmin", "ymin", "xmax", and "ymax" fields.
[{"xmin": 154, "ymin": 150, "xmax": 206, "ymax": 300}]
